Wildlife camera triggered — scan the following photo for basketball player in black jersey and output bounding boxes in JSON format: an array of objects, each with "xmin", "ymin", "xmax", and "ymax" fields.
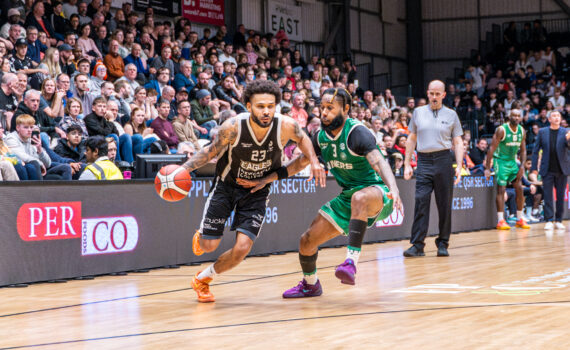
[{"xmin": 181, "ymin": 80, "xmax": 326, "ymax": 303}]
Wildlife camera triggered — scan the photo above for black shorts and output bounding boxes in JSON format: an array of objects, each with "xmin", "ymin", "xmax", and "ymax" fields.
[{"xmin": 199, "ymin": 179, "xmax": 270, "ymax": 241}]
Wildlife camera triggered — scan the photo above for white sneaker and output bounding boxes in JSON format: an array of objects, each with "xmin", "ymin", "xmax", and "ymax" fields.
[
  {"xmin": 545, "ymin": 222, "xmax": 554, "ymax": 230},
  {"xmin": 555, "ymin": 222, "xmax": 565, "ymax": 230}
]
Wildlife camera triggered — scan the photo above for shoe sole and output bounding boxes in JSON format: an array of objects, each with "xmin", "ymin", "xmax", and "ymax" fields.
[
  {"xmin": 192, "ymin": 231, "xmax": 204, "ymax": 256},
  {"xmin": 515, "ymin": 225, "xmax": 530, "ymax": 229},
  {"xmin": 283, "ymin": 291, "xmax": 323, "ymax": 298},
  {"xmin": 334, "ymin": 269, "xmax": 356, "ymax": 285},
  {"xmin": 437, "ymin": 252, "xmax": 450, "ymax": 257},
  {"xmin": 403, "ymin": 252, "xmax": 425, "ymax": 257},
  {"xmin": 496, "ymin": 227, "xmax": 511, "ymax": 230}
]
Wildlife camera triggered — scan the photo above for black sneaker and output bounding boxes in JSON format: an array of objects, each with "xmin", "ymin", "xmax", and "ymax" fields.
[
  {"xmin": 403, "ymin": 245, "xmax": 425, "ymax": 257},
  {"xmin": 437, "ymin": 245, "xmax": 449, "ymax": 257}
]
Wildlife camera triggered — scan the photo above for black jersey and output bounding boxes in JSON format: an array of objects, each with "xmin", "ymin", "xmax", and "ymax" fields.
[{"xmin": 216, "ymin": 113, "xmax": 284, "ymax": 187}]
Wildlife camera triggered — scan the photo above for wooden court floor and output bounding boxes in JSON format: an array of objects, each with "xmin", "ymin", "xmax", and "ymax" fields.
[{"xmin": 2, "ymin": 222, "xmax": 570, "ymax": 350}]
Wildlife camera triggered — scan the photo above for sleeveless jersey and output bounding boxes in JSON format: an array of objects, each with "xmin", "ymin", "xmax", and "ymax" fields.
[
  {"xmin": 317, "ymin": 118, "xmax": 384, "ymax": 190},
  {"xmin": 494, "ymin": 123, "xmax": 523, "ymax": 161},
  {"xmin": 216, "ymin": 113, "xmax": 284, "ymax": 186}
]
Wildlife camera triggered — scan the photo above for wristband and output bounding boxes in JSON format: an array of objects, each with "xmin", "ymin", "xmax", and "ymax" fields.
[{"xmin": 276, "ymin": 166, "xmax": 288, "ymax": 180}]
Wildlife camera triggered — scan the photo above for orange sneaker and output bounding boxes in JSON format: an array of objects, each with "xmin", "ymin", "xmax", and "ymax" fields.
[
  {"xmin": 192, "ymin": 272, "xmax": 215, "ymax": 303},
  {"xmin": 496, "ymin": 220, "xmax": 511, "ymax": 230},
  {"xmin": 515, "ymin": 218, "xmax": 530, "ymax": 229},
  {"xmin": 192, "ymin": 230, "xmax": 204, "ymax": 256}
]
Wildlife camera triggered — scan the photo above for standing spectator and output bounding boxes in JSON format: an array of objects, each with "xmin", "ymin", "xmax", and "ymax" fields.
[
  {"xmin": 233, "ymin": 24, "xmax": 246, "ymax": 50},
  {"xmin": 24, "ymin": 1, "xmax": 58, "ymax": 47},
  {"xmin": 530, "ymin": 111, "xmax": 570, "ymax": 230},
  {"xmin": 403, "ymin": 80, "xmax": 463, "ymax": 257}
]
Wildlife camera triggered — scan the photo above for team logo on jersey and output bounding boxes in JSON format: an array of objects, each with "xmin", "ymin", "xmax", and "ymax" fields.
[
  {"xmin": 268, "ymin": 141, "xmax": 274, "ymax": 152},
  {"xmin": 340, "ymin": 153, "xmax": 347, "ymax": 160},
  {"xmin": 513, "ymin": 135, "xmax": 518, "ymax": 141},
  {"xmin": 340, "ymin": 143, "xmax": 345, "ymax": 150},
  {"xmin": 241, "ymin": 143, "xmax": 253, "ymax": 148}
]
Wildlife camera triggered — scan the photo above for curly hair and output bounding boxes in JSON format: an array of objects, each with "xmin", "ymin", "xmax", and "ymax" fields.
[{"xmin": 242, "ymin": 80, "xmax": 281, "ymax": 105}]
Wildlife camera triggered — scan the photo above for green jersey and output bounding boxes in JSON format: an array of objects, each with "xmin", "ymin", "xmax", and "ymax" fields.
[
  {"xmin": 494, "ymin": 123, "xmax": 523, "ymax": 161},
  {"xmin": 317, "ymin": 118, "xmax": 384, "ymax": 189}
]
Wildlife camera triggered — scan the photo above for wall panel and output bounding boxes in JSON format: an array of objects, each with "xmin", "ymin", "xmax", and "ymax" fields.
[
  {"xmin": 241, "ymin": 0, "xmax": 263, "ymax": 32},
  {"xmin": 350, "ymin": 9, "xmax": 361, "ymax": 51},
  {"xmin": 301, "ymin": 1, "xmax": 326, "ymax": 42},
  {"xmin": 373, "ymin": 56, "xmax": 390, "ymax": 74},
  {"xmin": 360, "ymin": 12, "xmax": 384, "ymax": 54},
  {"xmin": 423, "ymin": 61, "xmax": 463, "ymax": 87},
  {"xmin": 360, "ymin": 0, "xmax": 380, "ymax": 12},
  {"xmin": 423, "ymin": 20, "xmax": 478, "ymax": 59},
  {"xmin": 422, "ymin": 0, "xmax": 478, "ymax": 20},
  {"xmin": 479, "ymin": 0, "xmax": 540, "ymax": 16},
  {"xmin": 384, "ymin": 22, "xmax": 407, "ymax": 58}
]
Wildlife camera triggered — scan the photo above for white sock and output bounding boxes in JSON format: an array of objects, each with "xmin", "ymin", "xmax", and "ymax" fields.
[
  {"xmin": 303, "ymin": 273, "xmax": 318, "ymax": 285},
  {"xmin": 197, "ymin": 264, "xmax": 217, "ymax": 280},
  {"xmin": 346, "ymin": 246, "xmax": 361, "ymax": 266},
  {"xmin": 517, "ymin": 210, "xmax": 523, "ymax": 220},
  {"xmin": 497, "ymin": 212, "xmax": 504, "ymax": 222}
]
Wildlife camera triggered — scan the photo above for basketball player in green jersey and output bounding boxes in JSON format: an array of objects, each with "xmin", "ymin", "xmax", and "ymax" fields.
[
  {"xmin": 239, "ymin": 88, "xmax": 402, "ymax": 297},
  {"xmin": 484, "ymin": 108, "xmax": 530, "ymax": 230}
]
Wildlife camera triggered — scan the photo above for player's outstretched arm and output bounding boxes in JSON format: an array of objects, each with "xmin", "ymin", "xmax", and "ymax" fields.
[
  {"xmin": 281, "ymin": 117, "xmax": 326, "ymax": 187},
  {"xmin": 181, "ymin": 118, "xmax": 237, "ymax": 172},
  {"xmin": 366, "ymin": 149, "xmax": 402, "ymax": 211}
]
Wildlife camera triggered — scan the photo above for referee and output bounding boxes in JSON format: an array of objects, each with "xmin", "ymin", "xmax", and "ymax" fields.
[{"xmin": 403, "ymin": 80, "xmax": 464, "ymax": 257}]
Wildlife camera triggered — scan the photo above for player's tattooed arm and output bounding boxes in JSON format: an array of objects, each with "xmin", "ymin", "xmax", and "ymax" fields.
[
  {"xmin": 182, "ymin": 118, "xmax": 237, "ymax": 172},
  {"xmin": 282, "ymin": 117, "xmax": 326, "ymax": 187},
  {"xmin": 366, "ymin": 149, "xmax": 402, "ymax": 210}
]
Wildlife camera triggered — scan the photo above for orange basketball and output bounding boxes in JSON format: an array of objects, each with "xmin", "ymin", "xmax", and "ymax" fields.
[{"xmin": 154, "ymin": 164, "xmax": 193, "ymax": 202}]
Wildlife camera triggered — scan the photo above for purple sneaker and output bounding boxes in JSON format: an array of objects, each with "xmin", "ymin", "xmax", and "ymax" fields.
[
  {"xmin": 335, "ymin": 259, "xmax": 357, "ymax": 285},
  {"xmin": 282, "ymin": 279, "xmax": 323, "ymax": 298}
]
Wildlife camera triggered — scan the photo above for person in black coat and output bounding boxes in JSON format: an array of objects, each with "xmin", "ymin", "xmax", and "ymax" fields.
[{"xmin": 54, "ymin": 124, "xmax": 87, "ymax": 162}]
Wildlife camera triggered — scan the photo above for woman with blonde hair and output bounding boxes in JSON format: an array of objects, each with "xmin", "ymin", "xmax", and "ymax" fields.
[
  {"xmin": 130, "ymin": 86, "xmax": 156, "ymax": 121},
  {"xmin": 40, "ymin": 78, "xmax": 65, "ymax": 120},
  {"xmin": 38, "ymin": 47, "xmax": 62, "ymax": 80}
]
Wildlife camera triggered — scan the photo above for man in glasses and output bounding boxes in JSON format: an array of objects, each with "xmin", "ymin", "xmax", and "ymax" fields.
[{"xmin": 485, "ymin": 108, "xmax": 530, "ymax": 230}]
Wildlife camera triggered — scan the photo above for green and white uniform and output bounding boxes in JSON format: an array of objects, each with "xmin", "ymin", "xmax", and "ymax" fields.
[
  {"xmin": 316, "ymin": 118, "xmax": 394, "ymax": 235},
  {"xmin": 494, "ymin": 123, "xmax": 523, "ymax": 186}
]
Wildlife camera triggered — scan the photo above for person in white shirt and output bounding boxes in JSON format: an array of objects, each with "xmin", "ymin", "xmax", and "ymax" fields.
[{"xmin": 548, "ymin": 88, "xmax": 566, "ymax": 112}]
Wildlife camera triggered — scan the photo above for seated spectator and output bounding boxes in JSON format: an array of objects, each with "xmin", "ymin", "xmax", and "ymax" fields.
[
  {"xmin": 94, "ymin": 25, "xmax": 110, "ymax": 57},
  {"xmin": 191, "ymin": 89, "xmax": 218, "ymax": 139},
  {"xmin": 150, "ymin": 44, "xmax": 175, "ymax": 81},
  {"xmin": 130, "ymin": 86, "xmax": 155, "ymax": 122},
  {"xmin": 123, "ymin": 43, "xmax": 148, "ymax": 83},
  {"xmin": 111, "ymin": 80, "xmax": 133, "ymax": 122},
  {"xmin": 12, "ymin": 90, "xmax": 63, "ymax": 142},
  {"xmin": 79, "ymin": 135, "xmax": 123, "ymax": 180},
  {"xmin": 72, "ymin": 73, "xmax": 96, "ymax": 115},
  {"xmin": 40, "ymin": 78, "xmax": 65, "ymax": 119},
  {"xmin": 144, "ymin": 67, "xmax": 171, "ymax": 99},
  {"xmin": 0, "ymin": 73, "xmax": 19, "ymax": 131},
  {"xmin": 59, "ymin": 97, "xmax": 88, "ymax": 137},
  {"xmin": 84, "ymin": 96, "xmax": 135, "ymax": 163},
  {"xmin": 54, "ymin": 124, "xmax": 87, "ymax": 164},
  {"xmin": 77, "ymin": 23, "xmax": 102, "ymax": 62},
  {"xmin": 150, "ymin": 98, "xmax": 178, "ymax": 150},
  {"xmin": 5, "ymin": 114, "xmax": 71, "ymax": 180},
  {"xmin": 25, "ymin": 1, "xmax": 58, "ymax": 47},
  {"xmin": 391, "ymin": 152, "xmax": 404, "ymax": 176},
  {"xmin": 291, "ymin": 92, "xmax": 308, "ymax": 128},
  {"xmin": 89, "ymin": 61, "xmax": 108, "ymax": 97},
  {"xmin": 0, "ymin": 126, "xmax": 19, "ymax": 181},
  {"xmin": 172, "ymin": 100, "xmax": 201, "ymax": 151},
  {"xmin": 11, "ymin": 38, "xmax": 44, "ymax": 90},
  {"xmin": 468, "ymin": 138, "xmax": 487, "ymax": 175},
  {"xmin": 123, "ymin": 107, "xmax": 159, "ymax": 154},
  {"xmin": 213, "ymin": 75, "xmax": 246, "ymax": 113},
  {"xmin": 104, "ymin": 39, "xmax": 125, "ymax": 82},
  {"xmin": 173, "ymin": 60, "xmax": 196, "ymax": 93},
  {"xmin": 115, "ymin": 63, "xmax": 140, "ymax": 100}
]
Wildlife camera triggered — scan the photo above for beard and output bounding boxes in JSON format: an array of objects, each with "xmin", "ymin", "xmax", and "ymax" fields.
[
  {"xmin": 251, "ymin": 112, "xmax": 273, "ymax": 128},
  {"xmin": 322, "ymin": 112, "xmax": 345, "ymax": 134}
]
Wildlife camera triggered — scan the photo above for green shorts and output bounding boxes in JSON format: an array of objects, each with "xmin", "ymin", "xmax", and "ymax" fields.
[
  {"xmin": 318, "ymin": 184, "xmax": 394, "ymax": 236},
  {"xmin": 494, "ymin": 158, "xmax": 519, "ymax": 186}
]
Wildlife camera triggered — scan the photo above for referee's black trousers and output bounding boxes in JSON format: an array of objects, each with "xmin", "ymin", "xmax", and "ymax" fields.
[{"xmin": 410, "ymin": 150, "xmax": 454, "ymax": 249}]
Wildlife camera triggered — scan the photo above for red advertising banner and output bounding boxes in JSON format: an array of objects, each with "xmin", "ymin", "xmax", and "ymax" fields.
[{"xmin": 182, "ymin": 0, "xmax": 224, "ymax": 27}]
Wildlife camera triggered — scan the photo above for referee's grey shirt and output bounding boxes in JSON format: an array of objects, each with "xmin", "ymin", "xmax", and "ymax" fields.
[{"xmin": 409, "ymin": 105, "xmax": 463, "ymax": 153}]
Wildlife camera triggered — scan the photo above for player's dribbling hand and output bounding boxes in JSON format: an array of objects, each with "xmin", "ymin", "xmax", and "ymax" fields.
[
  {"xmin": 309, "ymin": 162, "xmax": 326, "ymax": 187},
  {"xmin": 454, "ymin": 166, "xmax": 462, "ymax": 185},
  {"xmin": 403, "ymin": 165, "xmax": 413, "ymax": 180}
]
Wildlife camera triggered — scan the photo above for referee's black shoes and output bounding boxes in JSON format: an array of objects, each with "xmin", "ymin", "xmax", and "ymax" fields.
[
  {"xmin": 403, "ymin": 246, "xmax": 425, "ymax": 257},
  {"xmin": 437, "ymin": 245, "xmax": 449, "ymax": 257}
]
